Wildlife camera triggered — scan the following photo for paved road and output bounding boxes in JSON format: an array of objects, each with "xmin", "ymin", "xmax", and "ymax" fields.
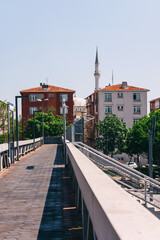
[{"xmin": 0, "ymin": 144, "xmax": 64, "ymax": 240}]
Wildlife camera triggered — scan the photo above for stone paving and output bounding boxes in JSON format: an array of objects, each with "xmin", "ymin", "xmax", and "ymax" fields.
[{"xmin": 0, "ymin": 144, "xmax": 82, "ymax": 240}]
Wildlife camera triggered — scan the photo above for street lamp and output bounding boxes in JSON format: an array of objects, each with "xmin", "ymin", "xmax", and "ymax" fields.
[
  {"xmin": 33, "ymin": 110, "xmax": 42, "ymax": 150},
  {"xmin": 7, "ymin": 102, "xmax": 14, "ymax": 165},
  {"xmin": 62, "ymin": 99, "xmax": 68, "ymax": 164},
  {"xmin": 37, "ymin": 98, "xmax": 48, "ymax": 144},
  {"xmin": 15, "ymin": 95, "xmax": 28, "ymax": 161}
]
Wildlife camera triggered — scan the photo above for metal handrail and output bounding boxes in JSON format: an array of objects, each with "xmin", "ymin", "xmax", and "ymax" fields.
[
  {"xmin": 74, "ymin": 142, "xmax": 160, "ymax": 186},
  {"xmin": 74, "ymin": 142, "xmax": 160, "ymax": 209}
]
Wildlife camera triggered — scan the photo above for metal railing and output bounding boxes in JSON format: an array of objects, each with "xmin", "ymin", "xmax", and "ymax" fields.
[
  {"xmin": 66, "ymin": 142, "xmax": 160, "ymax": 240},
  {"xmin": 0, "ymin": 138, "xmax": 43, "ymax": 172},
  {"xmin": 73, "ymin": 142, "xmax": 160, "ymax": 210}
]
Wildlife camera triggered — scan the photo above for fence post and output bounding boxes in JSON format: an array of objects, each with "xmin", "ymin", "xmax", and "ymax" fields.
[{"xmin": 144, "ymin": 180, "xmax": 147, "ymax": 207}]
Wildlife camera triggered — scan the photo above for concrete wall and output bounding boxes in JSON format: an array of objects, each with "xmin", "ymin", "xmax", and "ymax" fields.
[{"xmin": 66, "ymin": 142, "xmax": 160, "ymax": 240}]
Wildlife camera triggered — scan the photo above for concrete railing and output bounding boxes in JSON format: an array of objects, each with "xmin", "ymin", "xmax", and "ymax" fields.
[
  {"xmin": 0, "ymin": 138, "xmax": 42, "ymax": 172},
  {"xmin": 66, "ymin": 142, "xmax": 160, "ymax": 240}
]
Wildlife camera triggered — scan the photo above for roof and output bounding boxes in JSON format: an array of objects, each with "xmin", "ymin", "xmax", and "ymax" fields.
[
  {"xmin": 20, "ymin": 85, "xmax": 75, "ymax": 93},
  {"xmin": 99, "ymin": 84, "xmax": 149, "ymax": 92},
  {"xmin": 150, "ymin": 97, "xmax": 160, "ymax": 102},
  {"xmin": 74, "ymin": 97, "xmax": 86, "ymax": 107}
]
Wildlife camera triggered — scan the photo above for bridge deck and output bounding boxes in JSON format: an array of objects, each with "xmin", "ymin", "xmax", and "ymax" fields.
[{"xmin": 0, "ymin": 144, "xmax": 82, "ymax": 240}]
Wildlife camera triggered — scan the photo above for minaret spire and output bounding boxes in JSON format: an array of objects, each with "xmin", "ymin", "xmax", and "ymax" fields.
[
  {"xmin": 94, "ymin": 47, "xmax": 101, "ymax": 91},
  {"xmin": 112, "ymin": 70, "xmax": 114, "ymax": 85},
  {"xmin": 95, "ymin": 47, "xmax": 99, "ymax": 64}
]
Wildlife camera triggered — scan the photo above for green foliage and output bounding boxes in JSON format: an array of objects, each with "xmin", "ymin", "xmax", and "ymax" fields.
[
  {"xmin": 134, "ymin": 166, "xmax": 160, "ymax": 178},
  {"xmin": 24, "ymin": 112, "xmax": 64, "ymax": 139},
  {"xmin": 125, "ymin": 115, "xmax": 149, "ymax": 158},
  {"xmin": 0, "ymin": 100, "xmax": 7, "ymax": 134},
  {"xmin": 126, "ymin": 109, "xmax": 160, "ymax": 165},
  {"xmin": 96, "ymin": 114, "xmax": 128, "ymax": 156},
  {"xmin": 0, "ymin": 133, "xmax": 8, "ymax": 144}
]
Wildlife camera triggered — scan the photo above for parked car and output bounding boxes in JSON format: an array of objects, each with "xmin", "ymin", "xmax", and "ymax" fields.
[{"xmin": 126, "ymin": 162, "xmax": 137, "ymax": 168}]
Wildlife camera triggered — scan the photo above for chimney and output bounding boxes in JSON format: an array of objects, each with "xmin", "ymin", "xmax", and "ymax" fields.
[
  {"xmin": 121, "ymin": 81, "xmax": 128, "ymax": 89},
  {"xmin": 40, "ymin": 83, "xmax": 48, "ymax": 90}
]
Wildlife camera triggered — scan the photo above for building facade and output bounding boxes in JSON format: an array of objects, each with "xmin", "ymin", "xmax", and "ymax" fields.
[
  {"xmin": 20, "ymin": 83, "xmax": 75, "ymax": 125},
  {"xmin": 73, "ymin": 97, "xmax": 86, "ymax": 120},
  {"xmin": 86, "ymin": 50, "xmax": 149, "ymax": 128},
  {"xmin": 150, "ymin": 97, "xmax": 160, "ymax": 112},
  {"xmin": 98, "ymin": 82, "xmax": 149, "ymax": 128}
]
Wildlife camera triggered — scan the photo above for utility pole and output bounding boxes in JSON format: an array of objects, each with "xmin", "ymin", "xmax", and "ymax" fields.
[
  {"xmin": 7, "ymin": 103, "xmax": 10, "ymax": 167},
  {"xmin": 12, "ymin": 110, "xmax": 14, "ymax": 163},
  {"xmin": 148, "ymin": 130, "xmax": 153, "ymax": 178},
  {"xmin": 37, "ymin": 98, "xmax": 48, "ymax": 145},
  {"xmin": 148, "ymin": 116, "xmax": 156, "ymax": 178},
  {"xmin": 33, "ymin": 110, "xmax": 41, "ymax": 150},
  {"xmin": 15, "ymin": 95, "xmax": 28, "ymax": 161},
  {"xmin": 7, "ymin": 102, "xmax": 14, "ymax": 165},
  {"xmin": 62, "ymin": 99, "xmax": 68, "ymax": 164},
  {"xmin": 148, "ymin": 116, "xmax": 156, "ymax": 201},
  {"xmin": 63, "ymin": 99, "xmax": 66, "ymax": 159}
]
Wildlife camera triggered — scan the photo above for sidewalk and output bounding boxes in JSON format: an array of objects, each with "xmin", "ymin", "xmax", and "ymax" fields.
[{"xmin": 0, "ymin": 144, "xmax": 82, "ymax": 240}]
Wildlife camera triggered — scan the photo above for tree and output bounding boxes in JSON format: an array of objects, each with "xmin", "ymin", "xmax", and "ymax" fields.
[
  {"xmin": 0, "ymin": 100, "xmax": 7, "ymax": 134},
  {"xmin": 125, "ymin": 117, "xmax": 149, "ymax": 167},
  {"xmin": 24, "ymin": 112, "xmax": 64, "ymax": 139},
  {"xmin": 125, "ymin": 109, "xmax": 160, "ymax": 166},
  {"xmin": 96, "ymin": 114, "xmax": 128, "ymax": 156}
]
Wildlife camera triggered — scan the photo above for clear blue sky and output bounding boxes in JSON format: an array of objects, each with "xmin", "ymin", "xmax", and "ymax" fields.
[{"xmin": 0, "ymin": 0, "xmax": 160, "ymax": 112}]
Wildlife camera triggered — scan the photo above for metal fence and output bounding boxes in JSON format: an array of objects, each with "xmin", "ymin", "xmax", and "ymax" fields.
[
  {"xmin": 66, "ymin": 141, "xmax": 160, "ymax": 240},
  {"xmin": 66, "ymin": 118, "xmax": 84, "ymax": 142},
  {"xmin": 74, "ymin": 142, "xmax": 160, "ymax": 211},
  {"xmin": 0, "ymin": 138, "xmax": 42, "ymax": 172}
]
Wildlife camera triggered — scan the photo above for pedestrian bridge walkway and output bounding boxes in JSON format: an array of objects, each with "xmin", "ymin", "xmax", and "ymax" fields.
[
  {"xmin": 0, "ymin": 142, "xmax": 160, "ymax": 240},
  {"xmin": 0, "ymin": 144, "xmax": 82, "ymax": 240}
]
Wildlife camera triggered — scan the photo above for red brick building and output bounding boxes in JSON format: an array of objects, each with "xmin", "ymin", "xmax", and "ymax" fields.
[
  {"xmin": 150, "ymin": 97, "xmax": 160, "ymax": 112},
  {"xmin": 20, "ymin": 83, "xmax": 75, "ymax": 125}
]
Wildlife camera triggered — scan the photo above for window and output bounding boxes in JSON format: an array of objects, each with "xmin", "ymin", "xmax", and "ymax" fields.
[
  {"xmin": 134, "ymin": 106, "xmax": 141, "ymax": 114},
  {"xmin": 118, "ymin": 105, "xmax": 123, "ymax": 111},
  {"xmin": 118, "ymin": 92, "xmax": 123, "ymax": 98},
  {"xmin": 49, "ymin": 94, "xmax": 54, "ymax": 98},
  {"xmin": 133, "ymin": 119, "xmax": 140, "ymax": 124},
  {"xmin": 75, "ymin": 107, "xmax": 78, "ymax": 112},
  {"xmin": 133, "ymin": 93, "xmax": 140, "ymax": 101},
  {"xmin": 60, "ymin": 107, "xmax": 68, "ymax": 114},
  {"xmin": 118, "ymin": 157, "xmax": 124, "ymax": 162},
  {"xmin": 29, "ymin": 94, "xmax": 37, "ymax": 102},
  {"xmin": 155, "ymin": 101, "xmax": 160, "ymax": 109},
  {"xmin": 29, "ymin": 107, "xmax": 37, "ymax": 114},
  {"xmin": 105, "ymin": 106, "xmax": 112, "ymax": 114},
  {"xmin": 95, "ymin": 104, "xmax": 98, "ymax": 112},
  {"xmin": 91, "ymin": 95, "xmax": 94, "ymax": 102},
  {"xmin": 104, "ymin": 93, "xmax": 112, "ymax": 101},
  {"xmin": 60, "ymin": 94, "xmax": 68, "ymax": 102},
  {"xmin": 120, "ymin": 119, "xmax": 124, "ymax": 122}
]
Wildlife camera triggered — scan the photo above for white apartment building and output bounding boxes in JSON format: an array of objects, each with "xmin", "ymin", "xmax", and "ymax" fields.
[
  {"xmin": 99, "ymin": 81, "xmax": 149, "ymax": 128},
  {"xmin": 86, "ymin": 49, "xmax": 149, "ymax": 128}
]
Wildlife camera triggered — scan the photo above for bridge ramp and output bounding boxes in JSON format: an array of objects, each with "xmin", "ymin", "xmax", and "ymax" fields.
[{"xmin": 0, "ymin": 144, "xmax": 82, "ymax": 240}]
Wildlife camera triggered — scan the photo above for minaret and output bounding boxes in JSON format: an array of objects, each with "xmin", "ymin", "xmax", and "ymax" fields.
[
  {"xmin": 94, "ymin": 47, "xmax": 101, "ymax": 91},
  {"xmin": 112, "ymin": 70, "xmax": 114, "ymax": 85}
]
